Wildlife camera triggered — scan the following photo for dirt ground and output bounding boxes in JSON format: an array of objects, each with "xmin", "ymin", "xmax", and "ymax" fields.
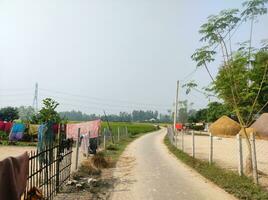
[
  {"xmin": 175, "ymin": 133, "xmax": 268, "ymax": 189},
  {"xmin": 55, "ymin": 168, "xmax": 114, "ymax": 200}
]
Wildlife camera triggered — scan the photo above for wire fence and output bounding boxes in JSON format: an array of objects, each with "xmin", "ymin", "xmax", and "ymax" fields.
[
  {"xmin": 99, "ymin": 127, "xmax": 129, "ymax": 149},
  {"xmin": 167, "ymin": 126, "xmax": 268, "ymax": 188}
]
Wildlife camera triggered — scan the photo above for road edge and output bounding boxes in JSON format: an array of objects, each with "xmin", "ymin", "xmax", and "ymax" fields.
[{"xmin": 163, "ymin": 133, "xmax": 268, "ymax": 200}]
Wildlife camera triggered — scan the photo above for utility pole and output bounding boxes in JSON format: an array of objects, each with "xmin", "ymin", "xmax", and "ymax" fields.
[
  {"xmin": 32, "ymin": 82, "xmax": 38, "ymax": 112},
  {"xmin": 173, "ymin": 80, "xmax": 179, "ymax": 130}
]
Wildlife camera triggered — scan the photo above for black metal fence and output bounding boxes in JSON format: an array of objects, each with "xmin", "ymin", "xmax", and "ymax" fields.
[{"xmin": 23, "ymin": 139, "xmax": 73, "ymax": 200}]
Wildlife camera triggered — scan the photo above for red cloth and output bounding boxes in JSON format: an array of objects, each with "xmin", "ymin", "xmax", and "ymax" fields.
[
  {"xmin": 0, "ymin": 121, "xmax": 5, "ymax": 131},
  {"xmin": 53, "ymin": 124, "xmax": 59, "ymax": 134},
  {"xmin": 4, "ymin": 122, "xmax": 13, "ymax": 133},
  {"xmin": 66, "ymin": 119, "xmax": 101, "ymax": 140},
  {"xmin": 175, "ymin": 123, "xmax": 183, "ymax": 130},
  {"xmin": 0, "ymin": 152, "xmax": 29, "ymax": 200}
]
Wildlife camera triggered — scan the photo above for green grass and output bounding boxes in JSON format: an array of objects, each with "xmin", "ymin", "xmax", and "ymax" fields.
[
  {"xmin": 101, "ymin": 121, "xmax": 158, "ymax": 136},
  {"xmin": 0, "ymin": 140, "xmax": 37, "ymax": 146},
  {"xmin": 164, "ymin": 135, "xmax": 268, "ymax": 200},
  {"xmin": 102, "ymin": 122, "xmax": 159, "ymax": 163}
]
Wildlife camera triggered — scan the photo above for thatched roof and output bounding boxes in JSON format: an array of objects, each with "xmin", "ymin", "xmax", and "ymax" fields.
[
  {"xmin": 209, "ymin": 115, "xmax": 241, "ymax": 136},
  {"xmin": 250, "ymin": 113, "xmax": 268, "ymax": 139}
]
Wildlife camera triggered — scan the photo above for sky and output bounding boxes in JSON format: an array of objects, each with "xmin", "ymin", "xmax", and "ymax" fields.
[{"xmin": 0, "ymin": 0, "xmax": 267, "ymax": 115}]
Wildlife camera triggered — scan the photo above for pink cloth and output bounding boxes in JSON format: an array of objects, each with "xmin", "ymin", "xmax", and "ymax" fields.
[{"xmin": 66, "ymin": 120, "xmax": 101, "ymax": 140}]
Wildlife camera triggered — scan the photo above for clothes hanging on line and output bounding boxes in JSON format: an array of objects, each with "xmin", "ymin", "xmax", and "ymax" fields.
[
  {"xmin": 29, "ymin": 124, "xmax": 39, "ymax": 135},
  {"xmin": 66, "ymin": 119, "xmax": 101, "ymax": 140},
  {"xmin": 4, "ymin": 122, "xmax": 13, "ymax": 133},
  {"xmin": 0, "ymin": 121, "xmax": 5, "ymax": 131},
  {"xmin": 0, "ymin": 152, "xmax": 29, "ymax": 200},
  {"xmin": 9, "ymin": 123, "xmax": 26, "ymax": 141}
]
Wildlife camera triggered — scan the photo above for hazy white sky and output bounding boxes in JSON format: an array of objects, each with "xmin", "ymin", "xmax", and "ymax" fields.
[{"xmin": 0, "ymin": 0, "xmax": 267, "ymax": 114}]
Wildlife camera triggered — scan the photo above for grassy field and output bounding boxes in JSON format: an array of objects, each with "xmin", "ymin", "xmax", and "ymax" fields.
[
  {"xmin": 164, "ymin": 135, "xmax": 268, "ymax": 200},
  {"xmin": 101, "ymin": 121, "xmax": 158, "ymax": 136},
  {"xmin": 101, "ymin": 122, "xmax": 159, "ymax": 163}
]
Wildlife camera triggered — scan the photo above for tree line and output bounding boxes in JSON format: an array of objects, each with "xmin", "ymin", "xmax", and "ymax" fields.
[{"xmin": 0, "ymin": 105, "xmax": 172, "ymax": 123}]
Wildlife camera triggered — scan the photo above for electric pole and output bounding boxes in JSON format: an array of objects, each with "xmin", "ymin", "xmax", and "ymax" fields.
[
  {"xmin": 173, "ymin": 80, "xmax": 179, "ymax": 130},
  {"xmin": 33, "ymin": 82, "xmax": 38, "ymax": 112}
]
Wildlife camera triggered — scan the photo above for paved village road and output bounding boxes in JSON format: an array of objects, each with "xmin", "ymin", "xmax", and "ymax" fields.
[{"xmin": 110, "ymin": 128, "xmax": 236, "ymax": 200}]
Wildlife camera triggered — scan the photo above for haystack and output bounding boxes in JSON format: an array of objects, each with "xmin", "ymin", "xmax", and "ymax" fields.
[
  {"xmin": 209, "ymin": 116, "xmax": 241, "ymax": 137},
  {"xmin": 250, "ymin": 113, "xmax": 268, "ymax": 140},
  {"xmin": 238, "ymin": 128, "xmax": 255, "ymax": 138}
]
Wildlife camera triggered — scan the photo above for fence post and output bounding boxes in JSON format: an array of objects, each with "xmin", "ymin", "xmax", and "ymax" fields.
[
  {"xmin": 117, "ymin": 127, "xmax": 120, "ymax": 142},
  {"xmin": 181, "ymin": 131, "xmax": 184, "ymax": 151},
  {"xmin": 209, "ymin": 132, "xmax": 213, "ymax": 164},
  {"xmin": 251, "ymin": 132, "xmax": 258, "ymax": 184},
  {"xmin": 125, "ymin": 126, "xmax": 128, "ymax": 137},
  {"xmin": 175, "ymin": 130, "xmax": 178, "ymax": 148},
  {"xmin": 237, "ymin": 134, "xmax": 243, "ymax": 176},
  {"xmin": 75, "ymin": 128, "xmax": 81, "ymax": 170},
  {"xmin": 170, "ymin": 128, "xmax": 173, "ymax": 143},
  {"xmin": 192, "ymin": 130, "xmax": 195, "ymax": 158},
  {"xmin": 56, "ymin": 124, "xmax": 61, "ymax": 192},
  {"xmin": 87, "ymin": 131, "xmax": 90, "ymax": 158},
  {"xmin": 103, "ymin": 130, "xmax": 106, "ymax": 150}
]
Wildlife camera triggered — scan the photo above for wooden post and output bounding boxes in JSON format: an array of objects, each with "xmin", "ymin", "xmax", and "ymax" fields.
[
  {"xmin": 173, "ymin": 129, "xmax": 176, "ymax": 146},
  {"xmin": 103, "ymin": 131, "xmax": 106, "ymax": 150},
  {"xmin": 237, "ymin": 134, "xmax": 243, "ymax": 176},
  {"xmin": 209, "ymin": 132, "xmax": 213, "ymax": 164},
  {"xmin": 75, "ymin": 128, "xmax": 81, "ymax": 170},
  {"xmin": 56, "ymin": 124, "xmax": 61, "ymax": 192},
  {"xmin": 117, "ymin": 127, "xmax": 120, "ymax": 142},
  {"xmin": 192, "ymin": 130, "xmax": 195, "ymax": 158},
  {"xmin": 181, "ymin": 131, "xmax": 184, "ymax": 151},
  {"xmin": 86, "ymin": 131, "xmax": 90, "ymax": 158},
  {"xmin": 173, "ymin": 80, "xmax": 179, "ymax": 130},
  {"xmin": 125, "ymin": 126, "xmax": 128, "ymax": 137},
  {"xmin": 251, "ymin": 132, "xmax": 258, "ymax": 184},
  {"xmin": 175, "ymin": 130, "xmax": 177, "ymax": 147}
]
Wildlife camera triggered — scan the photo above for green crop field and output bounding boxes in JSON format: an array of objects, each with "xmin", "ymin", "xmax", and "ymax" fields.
[{"xmin": 101, "ymin": 121, "xmax": 158, "ymax": 136}]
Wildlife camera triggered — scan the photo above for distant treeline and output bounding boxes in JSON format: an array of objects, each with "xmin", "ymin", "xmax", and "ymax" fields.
[
  {"xmin": 0, "ymin": 105, "xmax": 172, "ymax": 123},
  {"xmin": 59, "ymin": 110, "xmax": 172, "ymax": 123}
]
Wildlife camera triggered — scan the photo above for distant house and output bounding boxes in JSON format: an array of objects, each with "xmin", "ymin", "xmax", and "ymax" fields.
[{"xmin": 149, "ymin": 118, "xmax": 156, "ymax": 122}]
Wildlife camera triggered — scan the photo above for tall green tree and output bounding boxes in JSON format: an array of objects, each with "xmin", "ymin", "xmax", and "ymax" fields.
[
  {"xmin": 32, "ymin": 98, "xmax": 61, "ymax": 124},
  {"xmin": 191, "ymin": 0, "xmax": 268, "ymax": 174},
  {"xmin": 0, "ymin": 107, "xmax": 19, "ymax": 121}
]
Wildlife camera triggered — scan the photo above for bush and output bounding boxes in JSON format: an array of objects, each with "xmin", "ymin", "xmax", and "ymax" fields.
[
  {"xmin": 106, "ymin": 144, "xmax": 118, "ymax": 151},
  {"xmin": 0, "ymin": 131, "xmax": 8, "ymax": 140}
]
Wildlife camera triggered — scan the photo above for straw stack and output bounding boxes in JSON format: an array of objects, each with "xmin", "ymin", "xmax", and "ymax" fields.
[{"xmin": 209, "ymin": 115, "xmax": 241, "ymax": 137}]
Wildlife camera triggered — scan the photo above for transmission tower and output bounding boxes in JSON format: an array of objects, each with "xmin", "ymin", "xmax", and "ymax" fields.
[{"xmin": 33, "ymin": 82, "xmax": 38, "ymax": 112}]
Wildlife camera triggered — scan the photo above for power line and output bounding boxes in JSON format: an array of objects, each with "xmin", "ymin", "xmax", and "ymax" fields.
[
  {"xmin": 38, "ymin": 93, "xmax": 170, "ymax": 111},
  {"xmin": 0, "ymin": 88, "xmax": 32, "ymax": 92},
  {"xmin": 181, "ymin": 68, "xmax": 199, "ymax": 83},
  {"xmin": 39, "ymin": 88, "xmax": 171, "ymax": 108}
]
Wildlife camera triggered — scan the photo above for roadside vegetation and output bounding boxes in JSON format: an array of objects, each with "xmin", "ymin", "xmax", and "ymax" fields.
[
  {"xmin": 101, "ymin": 121, "xmax": 158, "ymax": 136},
  {"xmin": 101, "ymin": 122, "xmax": 159, "ymax": 163},
  {"xmin": 164, "ymin": 135, "xmax": 268, "ymax": 200}
]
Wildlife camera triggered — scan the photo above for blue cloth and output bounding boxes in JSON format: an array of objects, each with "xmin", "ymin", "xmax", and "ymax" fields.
[
  {"xmin": 37, "ymin": 123, "xmax": 55, "ymax": 165},
  {"xmin": 9, "ymin": 123, "xmax": 26, "ymax": 141},
  {"xmin": 37, "ymin": 124, "xmax": 48, "ymax": 150}
]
